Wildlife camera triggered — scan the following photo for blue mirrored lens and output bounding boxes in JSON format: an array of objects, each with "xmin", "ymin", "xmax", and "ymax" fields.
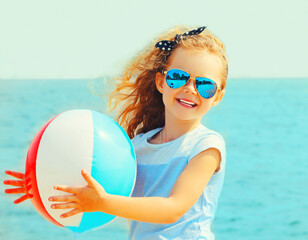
[
  {"xmin": 166, "ymin": 69, "xmax": 190, "ymax": 89},
  {"xmin": 196, "ymin": 78, "xmax": 217, "ymax": 98}
]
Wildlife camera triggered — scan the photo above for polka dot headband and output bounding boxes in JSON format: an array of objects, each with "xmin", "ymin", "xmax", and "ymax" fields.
[{"xmin": 155, "ymin": 26, "xmax": 207, "ymax": 64}]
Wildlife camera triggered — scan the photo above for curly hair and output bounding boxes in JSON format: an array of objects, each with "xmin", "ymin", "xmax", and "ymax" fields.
[{"xmin": 105, "ymin": 25, "xmax": 229, "ymax": 139}]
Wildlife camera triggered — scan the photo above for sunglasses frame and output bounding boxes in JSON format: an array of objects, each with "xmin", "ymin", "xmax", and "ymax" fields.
[{"xmin": 162, "ymin": 68, "xmax": 222, "ymax": 99}]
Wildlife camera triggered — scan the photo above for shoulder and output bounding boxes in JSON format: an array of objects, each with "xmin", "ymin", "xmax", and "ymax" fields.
[
  {"xmin": 131, "ymin": 128, "xmax": 161, "ymax": 146},
  {"xmin": 192, "ymin": 124, "xmax": 225, "ymax": 148},
  {"xmin": 188, "ymin": 125, "xmax": 226, "ymax": 172}
]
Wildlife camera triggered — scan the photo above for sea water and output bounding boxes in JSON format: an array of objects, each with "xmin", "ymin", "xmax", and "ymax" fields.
[{"xmin": 0, "ymin": 78, "xmax": 307, "ymax": 240}]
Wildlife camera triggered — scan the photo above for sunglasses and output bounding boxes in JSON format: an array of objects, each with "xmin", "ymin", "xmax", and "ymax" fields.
[{"xmin": 162, "ymin": 69, "xmax": 221, "ymax": 99}]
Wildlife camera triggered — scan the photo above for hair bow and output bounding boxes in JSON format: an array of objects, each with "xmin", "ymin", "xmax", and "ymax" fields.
[{"xmin": 155, "ymin": 26, "xmax": 207, "ymax": 63}]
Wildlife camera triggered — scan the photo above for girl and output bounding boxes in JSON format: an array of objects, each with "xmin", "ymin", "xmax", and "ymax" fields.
[{"xmin": 4, "ymin": 25, "xmax": 229, "ymax": 239}]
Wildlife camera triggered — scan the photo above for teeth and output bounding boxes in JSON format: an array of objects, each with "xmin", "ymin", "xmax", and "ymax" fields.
[{"xmin": 179, "ymin": 99, "xmax": 195, "ymax": 106}]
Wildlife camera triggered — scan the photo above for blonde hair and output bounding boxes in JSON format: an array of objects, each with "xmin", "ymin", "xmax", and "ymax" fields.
[{"xmin": 106, "ymin": 25, "xmax": 229, "ymax": 139}]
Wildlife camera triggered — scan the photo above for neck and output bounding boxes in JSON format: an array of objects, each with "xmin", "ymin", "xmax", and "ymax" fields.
[{"xmin": 160, "ymin": 114, "xmax": 201, "ymax": 143}]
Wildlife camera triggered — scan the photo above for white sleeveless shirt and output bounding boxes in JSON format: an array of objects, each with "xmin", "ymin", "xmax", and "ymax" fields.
[{"xmin": 128, "ymin": 124, "xmax": 226, "ymax": 240}]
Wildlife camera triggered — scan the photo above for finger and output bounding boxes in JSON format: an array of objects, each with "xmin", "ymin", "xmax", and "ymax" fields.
[
  {"xmin": 49, "ymin": 195, "xmax": 77, "ymax": 203},
  {"xmin": 3, "ymin": 180, "xmax": 24, "ymax": 187},
  {"xmin": 26, "ymin": 184, "xmax": 32, "ymax": 192},
  {"xmin": 54, "ymin": 185, "xmax": 78, "ymax": 194},
  {"xmin": 5, "ymin": 188, "xmax": 27, "ymax": 194},
  {"xmin": 81, "ymin": 169, "xmax": 98, "ymax": 188},
  {"xmin": 51, "ymin": 202, "xmax": 78, "ymax": 210},
  {"xmin": 14, "ymin": 194, "xmax": 30, "ymax": 204},
  {"xmin": 4, "ymin": 171, "xmax": 25, "ymax": 180},
  {"xmin": 60, "ymin": 208, "xmax": 82, "ymax": 218},
  {"xmin": 25, "ymin": 177, "xmax": 31, "ymax": 185}
]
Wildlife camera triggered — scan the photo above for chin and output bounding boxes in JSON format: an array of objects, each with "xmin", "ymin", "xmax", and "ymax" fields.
[{"xmin": 173, "ymin": 113, "xmax": 201, "ymax": 122}]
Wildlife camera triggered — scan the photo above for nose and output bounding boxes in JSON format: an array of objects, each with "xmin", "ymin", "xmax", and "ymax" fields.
[{"xmin": 183, "ymin": 77, "xmax": 198, "ymax": 94}]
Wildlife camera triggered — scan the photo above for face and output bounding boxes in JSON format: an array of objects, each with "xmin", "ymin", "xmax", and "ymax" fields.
[{"xmin": 155, "ymin": 47, "xmax": 225, "ymax": 123}]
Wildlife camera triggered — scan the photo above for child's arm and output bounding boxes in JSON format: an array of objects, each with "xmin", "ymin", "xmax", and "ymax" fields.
[
  {"xmin": 3, "ymin": 170, "xmax": 30, "ymax": 204},
  {"xmin": 49, "ymin": 147, "xmax": 220, "ymax": 224}
]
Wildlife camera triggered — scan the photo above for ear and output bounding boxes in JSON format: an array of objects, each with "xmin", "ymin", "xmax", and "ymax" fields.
[
  {"xmin": 212, "ymin": 89, "xmax": 225, "ymax": 106},
  {"xmin": 155, "ymin": 72, "xmax": 165, "ymax": 94}
]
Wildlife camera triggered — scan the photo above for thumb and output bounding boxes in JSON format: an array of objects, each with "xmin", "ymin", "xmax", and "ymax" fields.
[{"xmin": 81, "ymin": 169, "xmax": 98, "ymax": 188}]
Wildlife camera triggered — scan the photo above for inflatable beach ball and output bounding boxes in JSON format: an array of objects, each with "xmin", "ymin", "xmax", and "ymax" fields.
[{"xmin": 25, "ymin": 109, "xmax": 136, "ymax": 233}]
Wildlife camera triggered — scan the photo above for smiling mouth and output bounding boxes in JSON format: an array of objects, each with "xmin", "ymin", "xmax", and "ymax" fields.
[{"xmin": 177, "ymin": 99, "xmax": 197, "ymax": 108}]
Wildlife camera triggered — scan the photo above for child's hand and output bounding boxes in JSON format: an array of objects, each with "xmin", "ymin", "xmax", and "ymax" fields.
[
  {"xmin": 3, "ymin": 170, "xmax": 31, "ymax": 204},
  {"xmin": 49, "ymin": 169, "xmax": 108, "ymax": 219}
]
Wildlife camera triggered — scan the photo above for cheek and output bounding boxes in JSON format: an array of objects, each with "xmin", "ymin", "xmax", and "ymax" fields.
[
  {"xmin": 162, "ymin": 86, "xmax": 175, "ymax": 104},
  {"xmin": 162, "ymin": 91, "xmax": 170, "ymax": 106},
  {"xmin": 199, "ymin": 99, "xmax": 214, "ymax": 112}
]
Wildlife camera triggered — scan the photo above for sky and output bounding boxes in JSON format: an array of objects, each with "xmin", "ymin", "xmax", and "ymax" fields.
[{"xmin": 0, "ymin": 0, "xmax": 307, "ymax": 79}]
